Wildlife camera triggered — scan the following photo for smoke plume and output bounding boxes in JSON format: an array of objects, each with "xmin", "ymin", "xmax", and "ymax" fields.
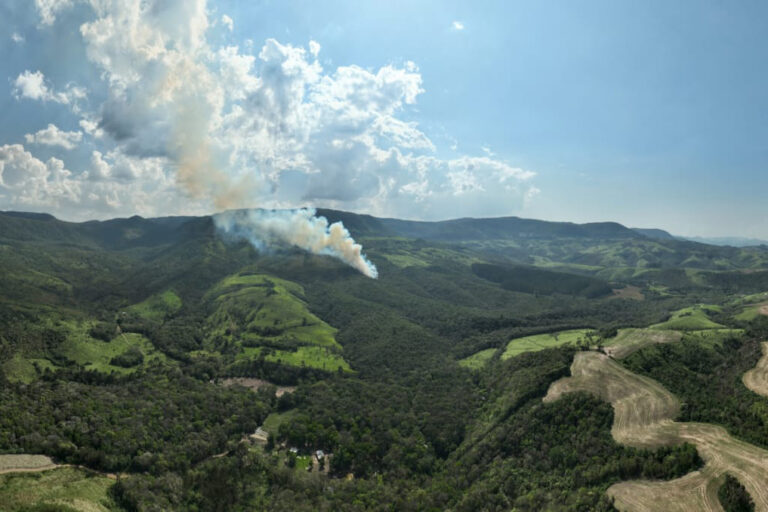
[{"xmin": 214, "ymin": 208, "xmax": 378, "ymax": 279}]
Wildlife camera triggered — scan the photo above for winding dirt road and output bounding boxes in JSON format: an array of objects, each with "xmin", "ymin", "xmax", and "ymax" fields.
[{"xmin": 545, "ymin": 350, "xmax": 768, "ymax": 511}]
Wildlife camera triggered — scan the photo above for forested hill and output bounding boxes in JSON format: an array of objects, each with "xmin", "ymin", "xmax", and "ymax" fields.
[
  {"xmin": 4, "ymin": 208, "xmax": 767, "ymax": 277},
  {"xmin": 2, "ymin": 209, "xmax": 640, "ymax": 245},
  {"xmin": 317, "ymin": 208, "xmax": 640, "ymax": 240},
  {"xmin": 2, "ymin": 206, "xmax": 768, "ymax": 510}
]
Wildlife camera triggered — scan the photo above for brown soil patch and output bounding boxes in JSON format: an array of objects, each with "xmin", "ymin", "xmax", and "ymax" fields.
[
  {"xmin": 743, "ymin": 342, "xmax": 768, "ymax": 398},
  {"xmin": 545, "ymin": 351, "xmax": 768, "ymax": 511},
  {"xmin": 603, "ymin": 329, "xmax": 682, "ymax": 360},
  {"xmin": 611, "ymin": 286, "xmax": 645, "ymax": 301},
  {"xmin": 219, "ymin": 378, "xmax": 296, "ymax": 397}
]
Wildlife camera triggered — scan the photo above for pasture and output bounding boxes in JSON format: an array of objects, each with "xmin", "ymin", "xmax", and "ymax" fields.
[{"xmin": 502, "ymin": 329, "xmax": 594, "ymax": 360}]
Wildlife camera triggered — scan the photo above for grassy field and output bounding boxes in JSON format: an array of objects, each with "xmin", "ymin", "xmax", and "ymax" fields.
[
  {"xmin": 501, "ymin": 329, "xmax": 595, "ymax": 360},
  {"xmin": 735, "ymin": 303, "xmax": 768, "ymax": 322},
  {"xmin": 207, "ymin": 273, "xmax": 352, "ymax": 372},
  {"xmin": 603, "ymin": 328, "xmax": 683, "ymax": 359},
  {"xmin": 58, "ymin": 321, "xmax": 169, "ymax": 374},
  {"xmin": 0, "ymin": 467, "xmax": 120, "ymax": 512},
  {"xmin": 545, "ymin": 350, "xmax": 768, "ymax": 511},
  {"xmin": 458, "ymin": 348, "xmax": 497, "ymax": 370},
  {"xmin": 126, "ymin": 289, "xmax": 182, "ymax": 321},
  {"xmin": 207, "ymin": 273, "xmax": 340, "ymax": 349},
  {"xmin": 2, "ymin": 316, "xmax": 172, "ymax": 382},
  {"xmin": 0, "ymin": 454, "xmax": 56, "ymax": 472},
  {"xmin": 238, "ymin": 346, "xmax": 351, "ymax": 373},
  {"xmin": 682, "ymin": 329, "xmax": 745, "ymax": 347},
  {"xmin": 262, "ymin": 409, "xmax": 300, "ymax": 435},
  {"xmin": 651, "ymin": 305, "xmax": 725, "ymax": 330}
]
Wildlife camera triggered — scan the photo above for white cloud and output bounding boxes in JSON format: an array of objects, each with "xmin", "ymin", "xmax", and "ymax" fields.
[
  {"xmin": 451, "ymin": 21, "xmax": 465, "ymax": 31},
  {"xmin": 309, "ymin": 40, "xmax": 321, "ymax": 57},
  {"xmin": 221, "ymin": 14, "xmax": 233, "ymax": 31},
  {"xmin": 24, "ymin": 124, "xmax": 83, "ymax": 150},
  {"xmin": 0, "ymin": 143, "xmax": 191, "ymax": 220},
  {"xmin": 35, "ymin": 0, "xmax": 75, "ymax": 26},
  {"xmin": 11, "ymin": 32, "xmax": 25, "ymax": 44},
  {"xmin": 79, "ymin": 117, "xmax": 104, "ymax": 139},
  {"xmin": 12, "ymin": 70, "xmax": 85, "ymax": 107},
  {"xmin": 15, "ymin": 0, "xmax": 538, "ymax": 221}
]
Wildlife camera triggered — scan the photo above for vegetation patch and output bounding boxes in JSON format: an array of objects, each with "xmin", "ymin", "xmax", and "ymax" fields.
[
  {"xmin": 58, "ymin": 321, "xmax": 169, "ymax": 374},
  {"xmin": 603, "ymin": 328, "xmax": 682, "ymax": 359},
  {"xmin": 0, "ymin": 467, "xmax": 119, "ymax": 512},
  {"xmin": 0, "ymin": 454, "xmax": 56, "ymax": 472},
  {"xmin": 651, "ymin": 304, "xmax": 726, "ymax": 330},
  {"xmin": 472, "ymin": 262, "xmax": 613, "ymax": 298},
  {"xmin": 718, "ymin": 473, "xmax": 755, "ymax": 512},
  {"xmin": 125, "ymin": 290, "xmax": 182, "ymax": 322},
  {"xmin": 502, "ymin": 329, "xmax": 595, "ymax": 360},
  {"xmin": 735, "ymin": 303, "xmax": 768, "ymax": 322},
  {"xmin": 262, "ymin": 410, "xmax": 299, "ymax": 435},
  {"xmin": 205, "ymin": 273, "xmax": 352, "ymax": 374},
  {"xmin": 237, "ymin": 346, "xmax": 351, "ymax": 373},
  {"xmin": 458, "ymin": 348, "xmax": 496, "ymax": 370}
]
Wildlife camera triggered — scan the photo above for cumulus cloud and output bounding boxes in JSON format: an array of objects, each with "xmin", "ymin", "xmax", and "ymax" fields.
[
  {"xmin": 25, "ymin": 124, "xmax": 83, "ymax": 150},
  {"xmin": 452, "ymin": 21, "xmax": 465, "ymax": 31},
  {"xmin": 221, "ymin": 14, "xmax": 233, "ymax": 31},
  {"xmin": 12, "ymin": 70, "xmax": 85, "ymax": 106},
  {"xmin": 35, "ymin": 0, "xmax": 75, "ymax": 26},
  {"xmin": 0, "ymin": 143, "xmax": 188, "ymax": 219},
  {"xmin": 11, "ymin": 33, "xmax": 25, "ymax": 44},
  {"xmin": 14, "ymin": 0, "xmax": 537, "ymax": 222}
]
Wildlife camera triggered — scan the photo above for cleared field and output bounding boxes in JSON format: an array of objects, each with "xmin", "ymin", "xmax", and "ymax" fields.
[
  {"xmin": 684, "ymin": 329, "xmax": 745, "ymax": 347},
  {"xmin": 545, "ymin": 351, "xmax": 768, "ymax": 511},
  {"xmin": 458, "ymin": 348, "xmax": 496, "ymax": 370},
  {"xmin": 609, "ymin": 468, "xmax": 724, "ymax": 512},
  {"xmin": 207, "ymin": 274, "xmax": 339, "ymax": 349},
  {"xmin": 743, "ymin": 342, "xmax": 768, "ymax": 398},
  {"xmin": 238, "ymin": 345, "xmax": 351, "ymax": 372},
  {"xmin": 220, "ymin": 377, "xmax": 296, "ymax": 397},
  {"xmin": 2, "ymin": 318, "xmax": 170, "ymax": 382},
  {"xmin": 0, "ymin": 467, "xmax": 119, "ymax": 512},
  {"xmin": 59, "ymin": 324, "xmax": 169, "ymax": 374},
  {"xmin": 262, "ymin": 409, "xmax": 300, "ymax": 435},
  {"xmin": 604, "ymin": 329, "xmax": 682, "ymax": 359},
  {"xmin": 1, "ymin": 353, "xmax": 40, "ymax": 384},
  {"xmin": 126, "ymin": 289, "xmax": 182, "ymax": 321},
  {"xmin": 0, "ymin": 454, "xmax": 56, "ymax": 473},
  {"xmin": 651, "ymin": 305, "xmax": 725, "ymax": 331},
  {"xmin": 544, "ymin": 352, "xmax": 680, "ymax": 448},
  {"xmin": 611, "ymin": 285, "xmax": 645, "ymax": 300},
  {"xmin": 735, "ymin": 303, "xmax": 768, "ymax": 322},
  {"xmin": 502, "ymin": 329, "xmax": 594, "ymax": 360}
]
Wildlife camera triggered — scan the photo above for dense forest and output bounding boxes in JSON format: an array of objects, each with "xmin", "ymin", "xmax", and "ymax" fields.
[{"xmin": 2, "ymin": 210, "xmax": 768, "ymax": 510}]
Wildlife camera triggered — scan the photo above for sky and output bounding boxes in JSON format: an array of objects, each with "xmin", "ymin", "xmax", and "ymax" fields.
[{"xmin": 1, "ymin": 0, "xmax": 767, "ymax": 238}]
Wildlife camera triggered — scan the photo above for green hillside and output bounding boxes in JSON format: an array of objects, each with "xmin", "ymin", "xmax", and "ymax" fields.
[{"xmin": 1, "ymin": 209, "xmax": 768, "ymax": 510}]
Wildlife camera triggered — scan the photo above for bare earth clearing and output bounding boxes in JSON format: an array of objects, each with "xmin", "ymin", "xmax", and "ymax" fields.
[
  {"xmin": 219, "ymin": 377, "xmax": 296, "ymax": 397},
  {"xmin": 743, "ymin": 342, "xmax": 768, "ymax": 398},
  {"xmin": 545, "ymin": 351, "xmax": 768, "ymax": 511},
  {"xmin": 0, "ymin": 454, "xmax": 59, "ymax": 474},
  {"xmin": 602, "ymin": 328, "xmax": 682, "ymax": 360}
]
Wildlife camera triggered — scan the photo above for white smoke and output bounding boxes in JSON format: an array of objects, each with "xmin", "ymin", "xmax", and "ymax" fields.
[{"xmin": 214, "ymin": 208, "xmax": 378, "ymax": 279}]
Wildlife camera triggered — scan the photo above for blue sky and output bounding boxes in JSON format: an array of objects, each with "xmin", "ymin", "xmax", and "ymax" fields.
[{"xmin": 1, "ymin": 1, "xmax": 767, "ymax": 237}]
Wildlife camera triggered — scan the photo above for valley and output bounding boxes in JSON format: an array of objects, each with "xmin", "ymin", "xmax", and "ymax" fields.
[{"xmin": 1, "ymin": 209, "xmax": 768, "ymax": 510}]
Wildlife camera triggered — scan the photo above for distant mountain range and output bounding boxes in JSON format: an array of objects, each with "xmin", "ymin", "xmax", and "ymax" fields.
[
  {"xmin": 2, "ymin": 208, "xmax": 766, "ymax": 249},
  {"xmin": 632, "ymin": 226, "xmax": 768, "ymax": 247}
]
